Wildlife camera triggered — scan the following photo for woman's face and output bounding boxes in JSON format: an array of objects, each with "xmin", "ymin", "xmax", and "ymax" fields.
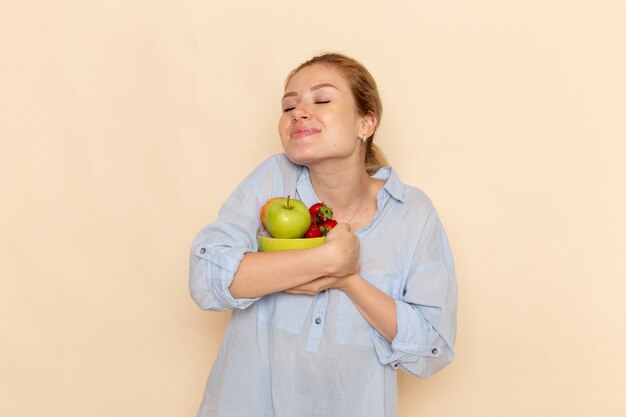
[{"xmin": 278, "ymin": 64, "xmax": 365, "ymax": 167}]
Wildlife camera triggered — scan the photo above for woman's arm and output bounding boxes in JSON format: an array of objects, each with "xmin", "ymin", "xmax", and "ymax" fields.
[
  {"xmin": 229, "ymin": 247, "xmax": 332, "ymax": 298},
  {"xmin": 229, "ymin": 223, "xmax": 361, "ymax": 299},
  {"xmin": 373, "ymin": 209, "xmax": 457, "ymax": 378},
  {"xmin": 286, "ymin": 274, "xmax": 397, "ymax": 342},
  {"xmin": 341, "ymin": 276, "xmax": 398, "ymax": 342}
]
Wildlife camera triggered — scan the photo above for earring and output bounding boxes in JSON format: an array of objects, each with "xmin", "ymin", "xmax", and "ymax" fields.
[{"xmin": 361, "ymin": 135, "xmax": 368, "ymax": 143}]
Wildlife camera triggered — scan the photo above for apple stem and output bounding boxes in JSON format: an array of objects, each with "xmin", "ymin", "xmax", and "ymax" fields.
[{"xmin": 286, "ymin": 195, "xmax": 291, "ymax": 209}]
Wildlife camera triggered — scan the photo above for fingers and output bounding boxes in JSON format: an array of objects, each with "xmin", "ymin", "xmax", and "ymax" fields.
[
  {"xmin": 285, "ymin": 289, "xmax": 308, "ymax": 295},
  {"xmin": 319, "ymin": 224, "xmax": 360, "ymax": 277},
  {"xmin": 285, "ymin": 287, "xmax": 317, "ymax": 295},
  {"xmin": 285, "ymin": 276, "xmax": 336, "ymax": 295}
]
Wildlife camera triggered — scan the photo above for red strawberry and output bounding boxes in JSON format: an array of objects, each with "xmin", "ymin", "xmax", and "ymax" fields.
[
  {"xmin": 305, "ymin": 224, "xmax": 323, "ymax": 238},
  {"xmin": 319, "ymin": 219, "xmax": 337, "ymax": 236},
  {"xmin": 309, "ymin": 202, "xmax": 333, "ymax": 225},
  {"xmin": 309, "ymin": 202, "xmax": 324, "ymax": 217}
]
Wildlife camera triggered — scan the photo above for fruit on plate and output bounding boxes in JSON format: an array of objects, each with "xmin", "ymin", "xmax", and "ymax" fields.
[
  {"xmin": 265, "ymin": 196, "xmax": 311, "ymax": 239},
  {"xmin": 260, "ymin": 197, "xmax": 282, "ymax": 231}
]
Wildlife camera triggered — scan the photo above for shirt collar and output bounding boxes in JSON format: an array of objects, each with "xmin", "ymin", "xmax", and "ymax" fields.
[
  {"xmin": 372, "ymin": 166, "xmax": 406, "ymax": 202},
  {"xmin": 295, "ymin": 167, "xmax": 318, "ymax": 207}
]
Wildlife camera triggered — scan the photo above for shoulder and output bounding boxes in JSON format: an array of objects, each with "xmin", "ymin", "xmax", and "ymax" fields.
[
  {"xmin": 402, "ymin": 184, "xmax": 435, "ymax": 210},
  {"xmin": 239, "ymin": 153, "xmax": 302, "ymax": 189},
  {"xmin": 230, "ymin": 154, "xmax": 305, "ymax": 204},
  {"xmin": 403, "ymin": 185, "xmax": 438, "ymax": 223},
  {"xmin": 399, "ymin": 185, "xmax": 439, "ymax": 241},
  {"xmin": 383, "ymin": 171, "xmax": 452, "ymax": 261},
  {"xmin": 381, "ymin": 166, "xmax": 435, "ymax": 220}
]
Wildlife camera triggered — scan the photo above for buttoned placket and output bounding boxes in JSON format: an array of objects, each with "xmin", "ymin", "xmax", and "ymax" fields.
[
  {"xmin": 295, "ymin": 166, "xmax": 396, "ymax": 353},
  {"xmin": 295, "ymin": 167, "xmax": 329, "ymax": 353},
  {"xmin": 305, "ymin": 290, "xmax": 330, "ymax": 352}
]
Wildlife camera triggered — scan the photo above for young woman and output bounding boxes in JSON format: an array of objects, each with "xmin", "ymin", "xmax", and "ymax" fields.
[{"xmin": 189, "ymin": 53, "xmax": 457, "ymax": 417}]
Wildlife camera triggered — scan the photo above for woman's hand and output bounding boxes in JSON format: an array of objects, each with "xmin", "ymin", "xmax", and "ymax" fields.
[
  {"xmin": 321, "ymin": 223, "xmax": 360, "ymax": 277},
  {"xmin": 285, "ymin": 224, "xmax": 360, "ymax": 295}
]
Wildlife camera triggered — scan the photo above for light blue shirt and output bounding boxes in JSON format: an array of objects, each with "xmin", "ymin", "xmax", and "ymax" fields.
[{"xmin": 189, "ymin": 154, "xmax": 457, "ymax": 417}]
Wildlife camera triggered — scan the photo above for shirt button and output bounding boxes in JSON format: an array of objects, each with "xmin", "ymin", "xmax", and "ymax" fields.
[
  {"xmin": 199, "ymin": 248, "xmax": 206, "ymax": 254},
  {"xmin": 431, "ymin": 348, "xmax": 438, "ymax": 355},
  {"xmin": 315, "ymin": 317, "xmax": 322, "ymax": 325}
]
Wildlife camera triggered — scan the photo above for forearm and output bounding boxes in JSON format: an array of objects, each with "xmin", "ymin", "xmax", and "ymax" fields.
[
  {"xmin": 342, "ymin": 275, "xmax": 398, "ymax": 342},
  {"xmin": 229, "ymin": 246, "xmax": 332, "ymax": 299}
]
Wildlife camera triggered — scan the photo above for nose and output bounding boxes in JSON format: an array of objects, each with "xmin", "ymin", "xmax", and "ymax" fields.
[{"xmin": 292, "ymin": 102, "xmax": 310, "ymax": 122}]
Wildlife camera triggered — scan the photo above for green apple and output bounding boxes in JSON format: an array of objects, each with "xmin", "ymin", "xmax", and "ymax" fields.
[{"xmin": 265, "ymin": 196, "xmax": 311, "ymax": 239}]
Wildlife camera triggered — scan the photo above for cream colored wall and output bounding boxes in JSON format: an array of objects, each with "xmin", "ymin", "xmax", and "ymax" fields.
[{"xmin": 1, "ymin": 1, "xmax": 624, "ymax": 416}]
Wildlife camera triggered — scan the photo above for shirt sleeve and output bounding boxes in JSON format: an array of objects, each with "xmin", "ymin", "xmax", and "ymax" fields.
[
  {"xmin": 371, "ymin": 208, "xmax": 458, "ymax": 377},
  {"xmin": 189, "ymin": 156, "xmax": 285, "ymax": 311}
]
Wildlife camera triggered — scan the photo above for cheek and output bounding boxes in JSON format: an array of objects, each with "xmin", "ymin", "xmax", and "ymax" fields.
[
  {"xmin": 326, "ymin": 113, "xmax": 358, "ymax": 140},
  {"xmin": 278, "ymin": 119, "xmax": 291, "ymax": 149},
  {"xmin": 278, "ymin": 116, "xmax": 289, "ymax": 136}
]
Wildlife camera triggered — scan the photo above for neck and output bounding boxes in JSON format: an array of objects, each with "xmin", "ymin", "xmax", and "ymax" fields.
[{"xmin": 307, "ymin": 158, "xmax": 372, "ymax": 212}]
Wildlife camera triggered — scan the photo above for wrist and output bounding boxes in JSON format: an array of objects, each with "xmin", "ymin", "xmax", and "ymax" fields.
[
  {"xmin": 312, "ymin": 243, "xmax": 336, "ymax": 276},
  {"xmin": 337, "ymin": 274, "xmax": 362, "ymax": 293}
]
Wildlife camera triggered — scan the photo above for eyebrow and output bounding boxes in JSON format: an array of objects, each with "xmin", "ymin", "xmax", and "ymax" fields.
[{"xmin": 282, "ymin": 83, "xmax": 339, "ymax": 100}]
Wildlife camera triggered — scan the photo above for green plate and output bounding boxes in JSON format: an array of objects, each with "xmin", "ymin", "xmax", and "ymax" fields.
[{"xmin": 257, "ymin": 234, "xmax": 325, "ymax": 252}]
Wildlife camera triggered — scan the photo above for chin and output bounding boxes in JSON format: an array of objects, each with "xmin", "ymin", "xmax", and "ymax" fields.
[
  {"xmin": 283, "ymin": 146, "xmax": 319, "ymax": 166},
  {"xmin": 284, "ymin": 152, "xmax": 314, "ymax": 167}
]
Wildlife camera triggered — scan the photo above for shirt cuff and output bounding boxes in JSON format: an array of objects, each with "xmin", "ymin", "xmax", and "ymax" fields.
[
  {"xmin": 371, "ymin": 300, "xmax": 446, "ymax": 370},
  {"xmin": 194, "ymin": 244, "xmax": 260, "ymax": 310}
]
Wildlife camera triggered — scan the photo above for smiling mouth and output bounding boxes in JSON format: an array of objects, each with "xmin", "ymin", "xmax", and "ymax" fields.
[{"xmin": 291, "ymin": 129, "xmax": 320, "ymax": 139}]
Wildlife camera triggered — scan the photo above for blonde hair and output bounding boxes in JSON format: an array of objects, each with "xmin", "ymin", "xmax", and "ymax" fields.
[{"xmin": 285, "ymin": 52, "xmax": 389, "ymax": 175}]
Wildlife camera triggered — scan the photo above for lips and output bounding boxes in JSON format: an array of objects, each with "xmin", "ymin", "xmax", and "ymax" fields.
[{"xmin": 290, "ymin": 126, "xmax": 320, "ymax": 139}]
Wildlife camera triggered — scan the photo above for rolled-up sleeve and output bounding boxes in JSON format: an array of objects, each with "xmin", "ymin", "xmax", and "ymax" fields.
[
  {"xmin": 372, "ymin": 209, "xmax": 457, "ymax": 377},
  {"xmin": 189, "ymin": 156, "xmax": 289, "ymax": 311},
  {"xmin": 190, "ymin": 241, "xmax": 259, "ymax": 311}
]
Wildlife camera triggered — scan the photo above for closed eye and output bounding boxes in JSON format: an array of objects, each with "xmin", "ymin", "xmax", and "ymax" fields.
[{"xmin": 283, "ymin": 100, "xmax": 329, "ymax": 113}]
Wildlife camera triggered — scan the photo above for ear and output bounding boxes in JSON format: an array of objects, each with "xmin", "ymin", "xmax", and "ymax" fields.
[{"xmin": 359, "ymin": 112, "xmax": 377, "ymax": 138}]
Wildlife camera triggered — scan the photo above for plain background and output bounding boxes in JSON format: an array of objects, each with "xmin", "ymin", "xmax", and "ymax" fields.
[{"xmin": 1, "ymin": 1, "xmax": 625, "ymax": 416}]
